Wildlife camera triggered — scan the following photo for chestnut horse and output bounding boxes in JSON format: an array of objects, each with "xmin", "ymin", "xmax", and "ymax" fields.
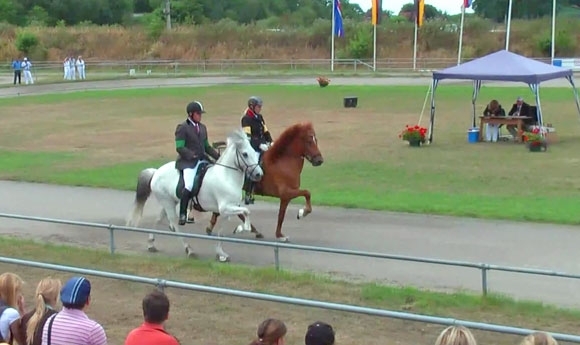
[{"xmin": 195, "ymin": 121, "xmax": 324, "ymax": 242}]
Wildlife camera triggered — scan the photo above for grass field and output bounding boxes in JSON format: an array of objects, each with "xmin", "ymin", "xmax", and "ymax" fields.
[
  {"xmin": 1, "ymin": 84, "xmax": 580, "ymax": 224},
  {"xmin": 3, "ymin": 236, "xmax": 580, "ymax": 345}
]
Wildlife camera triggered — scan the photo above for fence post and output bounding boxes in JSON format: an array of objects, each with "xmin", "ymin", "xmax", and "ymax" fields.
[
  {"xmin": 108, "ymin": 225, "xmax": 116, "ymax": 254},
  {"xmin": 274, "ymin": 246, "xmax": 280, "ymax": 271},
  {"xmin": 156, "ymin": 279, "xmax": 167, "ymax": 292},
  {"xmin": 480, "ymin": 264, "xmax": 489, "ymax": 296}
]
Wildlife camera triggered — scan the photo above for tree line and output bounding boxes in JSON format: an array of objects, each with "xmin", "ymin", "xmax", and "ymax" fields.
[{"xmin": 0, "ymin": 0, "xmax": 578, "ymax": 27}]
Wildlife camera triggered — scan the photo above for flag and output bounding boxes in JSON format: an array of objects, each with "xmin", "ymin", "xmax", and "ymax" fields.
[
  {"xmin": 371, "ymin": 0, "xmax": 382, "ymax": 25},
  {"xmin": 415, "ymin": 0, "xmax": 424, "ymax": 27},
  {"xmin": 463, "ymin": 0, "xmax": 472, "ymax": 8},
  {"xmin": 334, "ymin": 0, "xmax": 344, "ymax": 37}
]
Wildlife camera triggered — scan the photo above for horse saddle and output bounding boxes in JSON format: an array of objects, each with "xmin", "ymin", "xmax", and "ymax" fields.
[{"xmin": 176, "ymin": 161, "xmax": 211, "ymax": 212}]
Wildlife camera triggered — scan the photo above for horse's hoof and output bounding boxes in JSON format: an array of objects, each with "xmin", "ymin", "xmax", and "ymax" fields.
[
  {"xmin": 234, "ymin": 224, "xmax": 248, "ymax": 234},
  {"xmin": 277, "ymin": 236, "xmax": 290, "ymax": 243},
  {"xmin": 147, "ymin": 246, "xmax": 158, "ymax": 253},
  {"xmin": 187, "ymin": 219, "xmax": 195, "ymax": 224},
  {"xmin": 185, "ymin": 248, "xmax": 197, "ymax": 259},
  {"xmin": 206, "ymin": 227, "xmax": 213, "ymax": 236},
  {"xmin": 255, "ymin": 233, "xmax": 264, "ymax": 239},
  {"xmin": 297, "ymin": 209, "xmax": 304, "ymax": 219},
  {"xmin": 216, "ymin": 254, "xmax": 230, "ymax": 263}
]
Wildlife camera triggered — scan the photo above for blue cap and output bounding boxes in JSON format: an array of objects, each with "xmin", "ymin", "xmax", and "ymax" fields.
[{"xmin": 60, "ymin": 276, "xmax": 91, "ymax": 305}]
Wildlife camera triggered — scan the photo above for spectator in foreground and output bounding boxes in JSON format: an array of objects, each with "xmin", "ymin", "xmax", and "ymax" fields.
[
  {"xmin": 0, "ymin": 272, "xmax": 26, "ymax": 345},
  {"xmin": 124, "ymin": 289, "xmax": 179, "ymax": 345},
  {"xmin": 248, "ymin": 318, "xmax": 287, "ymax": 345},
  {"xmin": 19, "ymin": 277, "xmax": 62, "ymax": 345},
  {"xmin": 305, "ymin": 321, "xmax": 335, "ymax": 345},
  {"xmin": 41, "ymin": 276, "xmax": 107, "ymax": 345},
  {"xmin": 520, "ymin": 332, "xmax": 558, "ymax": 345},
  {"xmin": 434, "ymin": 325, "xmax": 477, "ymax": 345}
]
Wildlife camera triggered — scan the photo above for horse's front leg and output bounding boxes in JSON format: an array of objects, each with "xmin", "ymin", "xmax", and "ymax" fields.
[
  {"xmin": 295, "ymin": 188, "xmax": 312, "ymax": 220},
  {"xmin": 275, "ymin": 198, "xmax": 291, "ymax": 242},
  {"xmin": 216, "ymin": 204, "xmax": 252, "ymax": 262}
]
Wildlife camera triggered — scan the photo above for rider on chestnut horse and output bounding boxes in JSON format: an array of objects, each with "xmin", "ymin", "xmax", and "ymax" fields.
[{"xmin": 241, "ymin": 96, "xmax": 274, "ymax": 205}]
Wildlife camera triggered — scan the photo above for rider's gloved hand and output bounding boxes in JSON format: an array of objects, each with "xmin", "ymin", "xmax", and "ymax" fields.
[{"xmin": 259, "ymin": 143, "xmax": 269, "ymax": 151}]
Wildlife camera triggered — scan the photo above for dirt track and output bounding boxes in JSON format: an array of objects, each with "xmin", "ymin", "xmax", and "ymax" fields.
[{"xmin": 1, "ymin": 77, "xmax": 580, "ymax": 309}]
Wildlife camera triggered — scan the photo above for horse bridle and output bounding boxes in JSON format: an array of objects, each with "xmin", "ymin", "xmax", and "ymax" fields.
[{"xmin": 213, "ymin": 146, "xmax": 260, "ymax": 177}]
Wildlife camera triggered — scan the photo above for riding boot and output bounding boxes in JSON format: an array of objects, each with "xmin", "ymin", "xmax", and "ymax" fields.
[{"xmin": 178, "ymin": 189, "xmax": 192, "ymax": 225}]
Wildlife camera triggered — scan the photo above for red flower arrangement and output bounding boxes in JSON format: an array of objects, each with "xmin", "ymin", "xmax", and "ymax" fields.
[
  {"xmin": 399, "ymin": 124, "xmax": 428, "ymax": 146},
  {"xmin": 317, "ymin": 76, "xmax": 330, "ymax": 87},
  {"xmin": 521, "ymin": 126, "xmax": 547, "ymax": 152}
]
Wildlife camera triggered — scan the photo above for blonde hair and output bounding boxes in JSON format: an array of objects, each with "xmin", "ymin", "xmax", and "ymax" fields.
[
  {"xmin": 25, "ymin": 277, "xmax": 62, "ymax": 345},
  {"xmin": 520, "ymin": 332, "xmax": 558, "ymax": 345},
  {"xmin": 435, "ymin": 325, "xmax": 477, "ymax": 345},
  {"xmin": 0, "ymin": 272, "xmax": 24, "ymax": 308}
]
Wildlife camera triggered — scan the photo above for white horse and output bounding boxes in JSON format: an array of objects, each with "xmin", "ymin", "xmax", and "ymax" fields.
[{"xmin": 125, "ymin": 128, "xmax": 263, "ymax": 262}]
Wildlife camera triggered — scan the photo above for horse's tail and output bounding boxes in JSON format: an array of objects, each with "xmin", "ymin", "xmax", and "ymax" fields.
[{"xmin": 126, "ymin": 168, "xmax": 156, "ymax": 228}]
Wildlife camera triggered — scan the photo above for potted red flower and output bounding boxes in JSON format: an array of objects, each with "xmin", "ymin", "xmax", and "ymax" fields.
[
  {"xmin": 399, "ymin": 124, "xmax": 428, "ymax": 147},
  {"xmin": 522, "ymin": 127, "xmax": 547, "ymax": 152},
  {"xmin": 317, "ymin": 76, "xmax": 330, "ymax": 87}
]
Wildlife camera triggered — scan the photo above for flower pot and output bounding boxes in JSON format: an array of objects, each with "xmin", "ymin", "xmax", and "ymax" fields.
[
  {"xmin": 527, "ymin": 143, "xmax": 546, "ymax": 152},
  {"xmin": 408, "ymin": 140, "xmax": 422, "ymax": 147}
]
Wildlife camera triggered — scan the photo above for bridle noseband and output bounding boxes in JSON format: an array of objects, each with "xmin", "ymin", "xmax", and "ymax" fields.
[{"xmin": 213, "ymin": 143, "xmax": 260, "ymax": 177}]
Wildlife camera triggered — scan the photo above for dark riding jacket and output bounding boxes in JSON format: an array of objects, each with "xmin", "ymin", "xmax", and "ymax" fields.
[
  {"xmin": 241, "ymin": 109, "xmax": 273, "ymax": 152},
  {"xmin": 175, "ymin": 118, "xmax": 220, "ymax": 170}
]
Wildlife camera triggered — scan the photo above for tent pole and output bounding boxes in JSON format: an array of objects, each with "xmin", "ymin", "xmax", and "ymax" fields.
[
  {"xmin": 428, "ymin": 78, "xmax": 438, "ymax": 143},
  {"xmin": 471, "ymin": 80, "xmax": 481, "ymax": 128},
  {"xmin": 534, "ymin": 84, "xmax": 544, "ymax": 132},
  {"xmin": 566, "ymin": 76, "xmax": 580, "ymax": 120}
]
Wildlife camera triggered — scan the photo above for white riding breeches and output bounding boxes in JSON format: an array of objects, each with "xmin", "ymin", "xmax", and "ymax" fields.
[{"xmin": 182, "ymin": 160, "xmax": 207, "ymax": 191}]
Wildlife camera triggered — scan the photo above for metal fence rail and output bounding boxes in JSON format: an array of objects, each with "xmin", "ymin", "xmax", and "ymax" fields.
[
  {"xmin": 2, "ymin": 213, "xmax": 580, "ymax": 297},
  {"xmin": 1, "ymin": 255, "xmax": 579, "ymax": 343},
  {"xmin": 2, "ymin": 57, "xmax": 555, "ymax": 75}
]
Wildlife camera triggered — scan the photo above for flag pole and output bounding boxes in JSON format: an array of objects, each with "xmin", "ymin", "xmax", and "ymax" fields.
[
  {"xmin": 373, "ymin": 24, "xmax": 377, "ymax": 71},
  {"xmin": 331, "ymin": 0, "xmax": 335, "ymax": 72},
  {"xmin": 457, "ymin": 3, "xmax": 465, "ymax": 65},
  {"xmin": 413, "ymin": 20, "xmax": 418, "ymax": 70},
  {"xmin": 505, "ymin": 0, "xmax": 513, "ymax": 51},
  {"xmin": 550, "ymin": 0, "xmax": 556, "ymax": 65}
]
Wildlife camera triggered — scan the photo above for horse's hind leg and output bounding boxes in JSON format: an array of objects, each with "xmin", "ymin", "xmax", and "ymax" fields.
[
  {"xmin": 148, "ymin": 207, "xmax": 167, "ymax": 253},
  {"xmin": 160, "ymin": 199, "xmax": 196, "ymax": 258},
  {"xmin": 235, "ymin": 214, "xmax": 263, "ymax": 239},
  {"xmin": 205, "ymin": 212, "xmax": 219, "ymax": 236}
]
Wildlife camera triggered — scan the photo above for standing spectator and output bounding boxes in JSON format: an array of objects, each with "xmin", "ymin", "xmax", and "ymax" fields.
[
  {"xmin": 248, "ymin": 318, "xmax": 286, "ymax": 345},
  {"xmin": 0, "ymin": 272, "xmax": 26, "ymax": 345},
  {"xmin": 19, "ymin": 277, "xmax": 61, "ymax": 345},
  {"xmin": 124, "ymin": 289, "xmax": 179, "ymax": 345},
  {"xmin": 21, "ymin": 58, "xmax": 33, "ymax": 85},
  {"xmin": 68, "ymin": 57, "xmax": 75, "ymax": 80},
  {"xmin": 63, "ymin": 57, "xmax": 68, "ymax": 80},
  {"xmin": 76, "ymin": 56, "xmax": 85, "ymax": 80},
  {"xmin": 305, "ymin": 321, "xmax": 335, "ymax": 345},
  {"xmin": 41, "ymin": 276, "xmax": 107, "ymax": 345},
  {"xmin": 11, "ymin": 58, "xmax": 21, "ymax": 85}
]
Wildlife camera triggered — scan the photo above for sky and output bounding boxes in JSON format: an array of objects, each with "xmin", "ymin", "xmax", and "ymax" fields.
[{"xmin": 349, "ymin": 0, "xmax": 474, "ymax": 16}]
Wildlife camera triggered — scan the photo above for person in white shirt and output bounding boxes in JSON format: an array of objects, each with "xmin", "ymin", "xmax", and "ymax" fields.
[
  {"xmin": 69, "ymin": 57, "xmax": 76, "ymax": 80},
  {"xmin": 76, "ymin": 56, "xmax": 85, "ymax": 80},
  {"xmin": 63, "ymin": 57, "xmax": 69, "ymax": 80},
  {"xmin": 22, "ymin": 57, "xmax": 33, "ymax": 85}
]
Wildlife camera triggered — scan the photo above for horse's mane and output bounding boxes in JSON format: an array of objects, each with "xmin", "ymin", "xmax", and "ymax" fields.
[{"xmin": 266, "ymin": 122, "xmax": 312, "ymax": 164}]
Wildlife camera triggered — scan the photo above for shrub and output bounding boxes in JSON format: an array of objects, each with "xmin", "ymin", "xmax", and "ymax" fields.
[{"xmin": 15, "ymin": 31, "xmax": 39, "ymax": 55}]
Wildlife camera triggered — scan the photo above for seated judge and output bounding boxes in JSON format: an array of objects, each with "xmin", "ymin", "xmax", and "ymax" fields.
[
  {"xmin": 506, "ymin": 96, "xmax": 531, "ymax": 138},
  {"xmin": 482, "ymin": 99, "xmax": 506, "ymax": 142}
]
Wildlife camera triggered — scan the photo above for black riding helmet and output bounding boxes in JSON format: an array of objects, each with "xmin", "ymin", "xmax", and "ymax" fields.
[
  {"xmin": 248, "ymin": 96, "xmax": 263, "ymax": 108},
  {"xmin": 186, "ymin": 101, "xmax": 206, "ymax": 115}
]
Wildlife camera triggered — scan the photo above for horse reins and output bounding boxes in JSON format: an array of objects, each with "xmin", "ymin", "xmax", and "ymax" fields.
[{"xmin": 212, "ymin": 147, "xmax": 260, "ymax": 177}]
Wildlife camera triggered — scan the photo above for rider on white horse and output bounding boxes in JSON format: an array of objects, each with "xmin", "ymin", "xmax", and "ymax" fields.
[
  {"xmin": 175, "ymin": 101, "xmax": 220, "ymax": 225},
  {"xmin": 241, "ymin": 96, "xmax": 274, "ymax": 205}
]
